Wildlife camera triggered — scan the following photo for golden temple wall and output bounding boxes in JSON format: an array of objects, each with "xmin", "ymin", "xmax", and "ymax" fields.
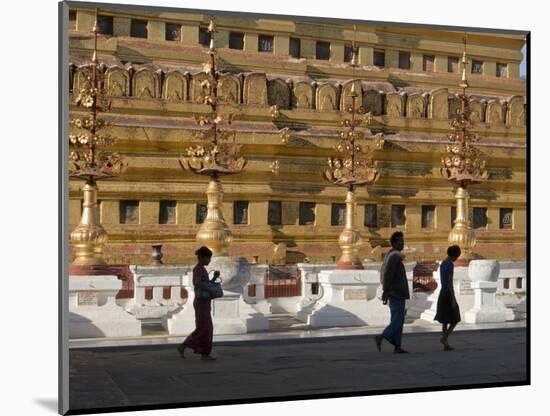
[{"xmin": 68, "ymin": 7, "xmax": 526, "ymax": 265}]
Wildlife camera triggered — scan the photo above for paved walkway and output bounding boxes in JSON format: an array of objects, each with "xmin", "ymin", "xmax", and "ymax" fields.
[{"xmin": 69, "ymin": 327, "xmax": 527, "ymax": 413}]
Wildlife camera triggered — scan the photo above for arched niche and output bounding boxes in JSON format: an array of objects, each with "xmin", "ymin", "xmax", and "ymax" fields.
[
  {"xmin": 243, "ymin": 73, "xmax": 268, "ymax": 106},
  {"xmin": 316, "ymin": 83, "xmax": 337, "ymax": 111},
  {"xmin": 218, "ymin": 74, "xmax": 241, "ymax": 105},
  {"xmin": 362, "ymin": 90, "xmax": 383, "ymax": 116},
  {"xmin": 292, "ymin": 81, "xmax": 314, "ymax": 109},
  {"xmin": 162, "ymin": 71, "xmax": 188, "ymax": 101},
  {"xmin": 105, "ymin": 66, "xmax": 130, "ymax": 97},
  {"xmin": 267, "ymin": 78, "xmax": 290, "ymax": 109},
  {"xmin": 190, "ymin": 72, "xmax": 215, "ymax": 104},
  {"xmin": 133, "ymin": 69, "xmax": 160, "ymax": 99}
]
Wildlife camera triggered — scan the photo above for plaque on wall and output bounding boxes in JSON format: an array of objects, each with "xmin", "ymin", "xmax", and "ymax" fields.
[
  {"xmin": 77, "ymin": 291, "xmax": 98, "ymax": 307},
  {"xmin": 343, "ymin": 288, "xmax": 368, "ymax": 301}
]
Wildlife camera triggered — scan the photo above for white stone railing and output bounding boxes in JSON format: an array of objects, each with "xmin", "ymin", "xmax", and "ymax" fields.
[
  {"xmin": 496, "ymin": 261, "xmax": 527, "ymax": 294},
  {"xmin": 243, "ymin": 264, "xmax": 268, "ymax": 302},
  {"xmin": 126, "ymin": 265, "xmax": 192, "ymax": 321},
  {"xmin": 297, "ymin": 263, "xmax": 335, "ymax": 300}
]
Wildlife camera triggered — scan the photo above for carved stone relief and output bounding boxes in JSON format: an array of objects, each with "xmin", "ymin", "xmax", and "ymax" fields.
[
  {"xmin": 506, "ymin": 95, "xmax": 525, "ymax": 127},
  {"xmin": 218, "ymin": 75, "xmax": 241, "ymax": 105},
  {"xmin": 162, "ymin": 71, "xmax": 187, "ymax": 101},
  {"xmin": 469, "ymin": 99, "xmax": 486, "ymax": 122},
  {"xmin": 267, "ymin": 79, "xmax": 290, "ymax": 109},
  {"xmin": 448, "ymin": 95, "xmax": 462, "ymax": 120},
  {"xmin": 428, "ymin": 88, "xmax": 448, "ymax": 120},
  {"xmin": 362, "ymin": 90, "xmax": 383, "ymax": 115},
  {"xmin": 385, "ymin": 92, "xmax": 405, "ymax": 118},
  {"xmin": 105, "ymin": 67, "xmax": 130, "ymax": 97},
  {"xmin": 292, "ymin": 81, "xmax": 314, "ymax": 109},
  {"xmin": 316, "ymin": 83, "xmax": 337, "ymax": 111},
  {"xmin": 243, "ymin": 73, "xmax": 268, "ymax": 106},
  {"xmin": 73, "ymin": 65, "xmax": 93, "ymax": 93},
  {"xmin": 340, "ymin": 80, "xmax": 362, "ymax": 111},
  {"xmin": 406, "ymin": 94, "xmax": 425, "ymax": 118},
  {"xmin": 133, "ymin": 69, "xmax": 159, "ymax": 99},
  {"xmin": 486, "ymin": 100, "xmax": 504, "ymax": 124},
  {"xmin": 190, "ymin": 72, "xmax": 214, "ymax": 104}
]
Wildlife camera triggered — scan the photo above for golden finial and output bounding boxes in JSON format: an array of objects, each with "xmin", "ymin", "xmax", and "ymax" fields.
[
  {"xmin": 208, "ymin": 17, "xmax": 216, "ymax": 51},
  {"xmin": 92, "ymin": 8, "xmax": 98, "ymax": 33},
  {"xmin": 351, "ymin": 24, "xmax": 359, "ymax": 67},
  {"xmin": 459, "ymin": 34, "xmax": 469, "ymax": 90},
  {"xmin": 91, "ymin": 9, "xmax": 99, "ymax": 64},
  {"xmin": 208, "ymin": 17, "xmax": 216, "ymax": 33}
]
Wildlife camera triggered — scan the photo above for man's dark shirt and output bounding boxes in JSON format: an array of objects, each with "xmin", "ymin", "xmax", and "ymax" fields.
[{"xmin": 382, "ymin": 249, "xmax": 410, "ymax": 300}]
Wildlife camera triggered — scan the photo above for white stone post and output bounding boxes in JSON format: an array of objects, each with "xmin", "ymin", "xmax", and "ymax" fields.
[
  {"xmin": 165, "ymin": 259, "xmax": 269, "ymax": 335},
  {"xmin": 243, "ymin": 264, "xmax": 271, "ymax": 314},
  {"xmin": 69, "ymin": 275, "xmax": 142, "ymax": 338},
  {"xmin": 464, "ymin": 260, "xmax": 512, "ymax": 323},
  {"xmin": 420, "ymin": 263, "xmax": 442, "ymax": 322},
  {"xmin": 126, "ymin": 265, "xmax": 189, "ymax": 322}
]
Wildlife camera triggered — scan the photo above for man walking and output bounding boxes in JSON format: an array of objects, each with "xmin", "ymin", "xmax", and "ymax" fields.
[{"xmin": 375, "ymin": 231, "xmax": 410, "ymax": 353}]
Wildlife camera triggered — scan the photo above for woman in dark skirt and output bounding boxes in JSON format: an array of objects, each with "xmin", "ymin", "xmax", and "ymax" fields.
[
  {"xmin": 434, "ymin": 245, "xmax": 462, "ymax": 351},
  {"xmin": 177, "ymin": 246, "xmax": 218, "ymax": 361}
]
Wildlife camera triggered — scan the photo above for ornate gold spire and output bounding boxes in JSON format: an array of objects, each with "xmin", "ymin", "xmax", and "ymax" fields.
[
  {"xmin": 323, "ymin": 25, "xmax": 385, "ymax": 269},
  {"xmin": 324, "ymin": 26, "xmax": 383, "ymax": 187},
  {"xmin": 440, "ymin": 34, "xmax": 488, "ymax": 186},
  {"xmin": 179, "ymin": 16, "xmax": 246, "ymax": 177},
  {"xmin": 68, "ymin": 11, "xmax": 126, "ymax": 266},
  {"xmin": 440, "ymin": 33, "xmax": 489, "ymax": 262},
  {"xmin": 178, "ymin": 16, "xmax": 246, "ymax": 256},
  {"xmin": 459, "ymin": 35, "xmax": 469, "ymax": 90}
]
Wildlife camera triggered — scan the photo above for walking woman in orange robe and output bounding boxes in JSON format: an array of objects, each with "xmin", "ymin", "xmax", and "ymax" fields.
[{"xmin": 177, "ymin": 246, "xmax": 218, "ymax": 360}]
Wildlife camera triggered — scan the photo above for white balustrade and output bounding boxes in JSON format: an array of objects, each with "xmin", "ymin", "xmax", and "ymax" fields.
[{"xmin": 126, "ymin": 265, "xmax": 192, "ymax": 321}]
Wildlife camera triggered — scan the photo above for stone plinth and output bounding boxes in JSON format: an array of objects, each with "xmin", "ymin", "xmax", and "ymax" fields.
[
  {"xmin": 165, "ymin": 275, "xmax": 269, "ymax": 335},
  {"xmin": 464, "ymin": 281, "xmax": 509, "ymax": 323},
  {"xmin": 297, "ymin": 261, "xmax": 416, "ymax": 327},
  {"xmin": 69, "ymin": 275, "xmax": 142, "ymax": 338},
  {"xmin": 301, "ymin": 269, "xmax": 387, "ymax": 327},
  {"xmin": 465, "ymin": 260, "xmax": 512, "ymax": 323}
]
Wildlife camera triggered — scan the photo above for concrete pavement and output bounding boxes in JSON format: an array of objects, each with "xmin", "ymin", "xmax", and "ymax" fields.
[{"xmin": 69, "ymin": 327, "xmax": 528, "ymax": 413}]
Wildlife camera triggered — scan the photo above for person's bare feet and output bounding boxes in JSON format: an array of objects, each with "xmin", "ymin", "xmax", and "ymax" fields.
[
  {"xmin": 201, "ymin": 354, "xmax": 216, "ymax": 361},
  {"xmin": 177, "ymin": 345, "xmax": 186, "ymax": 359},
  {"xmin": 440, "ymin": 336, "xmax": 453, "ymax": 351},
  {"xmin": 374, "ymin": 335, "xmax": 383, "ymax": 352}
]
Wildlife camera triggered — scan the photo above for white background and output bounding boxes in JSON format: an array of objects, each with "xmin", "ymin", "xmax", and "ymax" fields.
[{"xmin": 1, "ymin": 0, "xmax": 545, "ymax": 415}]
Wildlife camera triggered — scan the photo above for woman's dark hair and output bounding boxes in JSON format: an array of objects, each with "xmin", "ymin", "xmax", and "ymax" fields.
[
  {"xmin": 390, "ymin": 231, "xmax": 404, "ymax": 245},
  {"xmin": 447, "ymin": 245, "xmax": 461, "ymax": 258},
  {"xmin": 195, "ymin": 246, "xmax": 213, "ymax": 258}
]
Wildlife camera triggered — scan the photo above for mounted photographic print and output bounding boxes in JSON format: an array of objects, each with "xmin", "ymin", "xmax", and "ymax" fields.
[{"xmin": 59, "ymin": 1, "xmax": 529, "ymax": 414}]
